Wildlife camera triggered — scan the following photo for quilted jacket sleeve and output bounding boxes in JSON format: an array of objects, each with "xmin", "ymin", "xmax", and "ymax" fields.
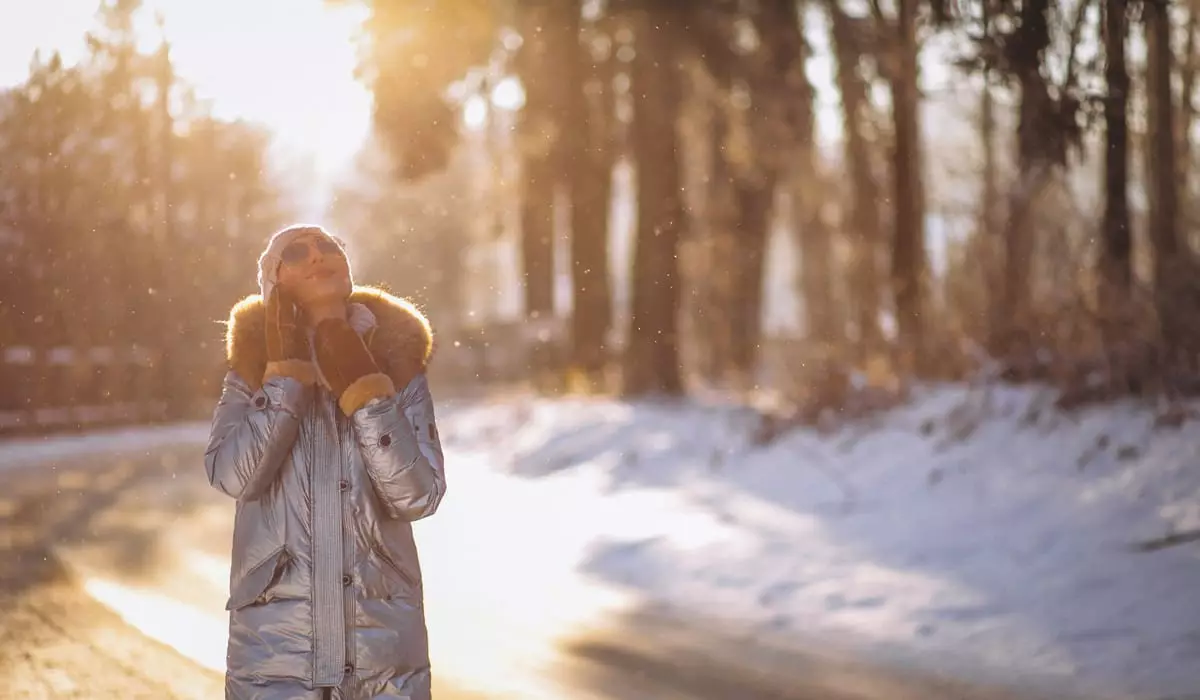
[
  {"xmin": 351, "ymin": 373, "xmax": 446, "ymax": 521},
  {"xmin": 204, "ymin": 370, "xmax": 310, "ymax": 501}
]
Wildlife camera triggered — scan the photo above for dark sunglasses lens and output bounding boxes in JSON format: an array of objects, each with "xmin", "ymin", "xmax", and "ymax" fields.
[
  {"xmin": 281, "ymin": 241, "xmax": 309, "ymax": 264},
  {"xmin": 315, "ymin": 238, "xmax": 342, "ymax": 255}
]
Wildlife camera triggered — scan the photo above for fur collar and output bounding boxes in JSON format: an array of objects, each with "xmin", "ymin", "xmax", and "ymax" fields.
[{"xmin": 225, "ymin": 286, "xmax": 433, "ymax": 392}]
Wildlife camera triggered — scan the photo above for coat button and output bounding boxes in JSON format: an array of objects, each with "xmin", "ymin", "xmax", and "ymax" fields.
[
  {"xmin": 344, "ymin": 663, "xmax": 354, "ymax": 674},
  {"xmin": 342, "ymin": 574, "xmax": 352, "ymax": 587},
  {"xmin": 338, "ymin": 479, "xmax": 349, "ymax": 492},
  {"xmin": 254, "ymin": 396, "xmax": 266, "ymax": 408},
  {"xmin": 379, "ymin": 433, "xmax": 392, "ymax": 447}
]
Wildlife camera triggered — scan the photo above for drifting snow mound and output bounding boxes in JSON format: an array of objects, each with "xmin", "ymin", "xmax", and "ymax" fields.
[{"xmin": 444, "ymin": 385, "xmax": 1200, "ymax": 699}]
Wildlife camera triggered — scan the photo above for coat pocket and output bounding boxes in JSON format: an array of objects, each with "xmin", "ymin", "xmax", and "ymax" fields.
[
  {"xmin": 225, "ymin": 545, "xmax": 290, "ymax": 611},
  {"xmin": 368, "ymin": 541, "xmax": 420, "ymax": 600}
]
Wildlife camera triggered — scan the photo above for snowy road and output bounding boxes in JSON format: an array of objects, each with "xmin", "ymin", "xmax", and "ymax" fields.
[{"xmin": 0, "ymin": 392, "xmax": 1163, "ymax": 699}]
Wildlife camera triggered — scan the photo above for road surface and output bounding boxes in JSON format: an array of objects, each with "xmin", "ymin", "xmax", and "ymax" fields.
[{"xmin": 0, "ymin": 424, "xmax": 1083, "ymax": 700}]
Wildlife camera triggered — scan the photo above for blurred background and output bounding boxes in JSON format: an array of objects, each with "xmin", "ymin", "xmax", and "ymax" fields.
[
  {"xmin": 3, "ymin": 0, "xmax": 1200, "ymax": 417},
  {"xmin": 1, "ymin": 0, "xmax": 1200, "ymax": 698}
]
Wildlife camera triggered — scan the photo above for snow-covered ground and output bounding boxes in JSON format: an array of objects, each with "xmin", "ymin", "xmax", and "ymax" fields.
[
  {"xmin": 3, "ymin": 384, "xmax": 1198, "ymax": 698},
  {"xmin": 0, "ymin": 422, "xmax": 211, "ymax": 472},
  {"xmin": 438, "ymin": 385, "xmax": 1200, "ymax": 699}
]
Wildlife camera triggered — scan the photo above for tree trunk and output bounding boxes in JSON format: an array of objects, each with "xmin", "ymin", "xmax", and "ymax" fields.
[
  {"xmin": 1145, "ymin": 0, "xmax": 1192, "ymax": 352},
  {"xmin": 622, "ymin": 6, "xmax": 686, "ymax": 396},
  {"xmin": 1180, "ymin": 2, "xmax": 1200, "ymax": 252},
  {"xmin": 721, "ymin": 0, "xmax": 810, "ymax": 383},
  {"xmin": 776, "ymin": 0, "xmax": 838, "ymax": 348},
  {"xmin": 889, "ymin": 0, "xmax": 927, "ymax": 374},
  {"xmin": 791, "ymin": 55, "xmax": 839, "ymax": 349},
  {"xmin": 795, "ymin": 186, "xmax": 837, "ymax": 345},
  {"xmin": 515, "ymin": 4, "xmax": 565, "ymax": 387},
  {"xmin": 727, "ymin": 176, "xmax": 774, "ymax": 382},
  {"xmin": 517, "ymin": 190, "xmax": 555, "ymax": 325},
  {"xmin": 156, "ymin": 41, "xmax": 187, "ymax": 418},
  {"xmin": 1098, "ymin": 0, "xmax": 1132, "ymax": 327},
  {"xmin": 568, "ymin": 9, "xmax": 615, "ymax": 385},
  {"xmin": 827, "ymin": 1, "xmax": 883, "ymax": 360},
  {"xmin": 995, "ymin": 0, "xmax": 1052, "ymax": 355},
  {"xmin": 515, "ymin": 5, "xmax": 559, "ymax": 324},
  {"xmin": 979, "ymin": 0, "xmax": 1001, "ymax": 346},
  {"xmin": 702, "ymin": 104, "xmax": 736, "ymax": 381},
  {"xmin": 1178, "ymin": 2, "xmax": 1198, "ymax": 173}
]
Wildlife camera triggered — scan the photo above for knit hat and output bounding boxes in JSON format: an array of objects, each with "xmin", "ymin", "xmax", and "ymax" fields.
[{"xmin": 256, "ymin": 224, "xmax": 352, "ymax": 300}]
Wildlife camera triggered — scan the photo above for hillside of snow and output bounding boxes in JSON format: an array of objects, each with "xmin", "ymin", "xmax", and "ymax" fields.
[{"xmin": 440, "ymin": 384, "xmax": 1200, "ymax": 699}]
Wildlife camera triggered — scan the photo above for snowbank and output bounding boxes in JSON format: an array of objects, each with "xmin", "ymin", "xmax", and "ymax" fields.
[{"xmin": 443, "ymin": 386, "xmax": 1200, "ymax": 699}]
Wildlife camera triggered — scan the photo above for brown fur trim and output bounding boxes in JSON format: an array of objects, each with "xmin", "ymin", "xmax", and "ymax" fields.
[
  {"xmin": 338, "ymin": 372, "xmax": 396, "ymax": 416},
  {"xmin": 224, "ymin": 286, "xmax": 433, "ymax": 392},
  {"xmin": 263, "ymin": 360, "xmax": 317, "ymax": 385}
]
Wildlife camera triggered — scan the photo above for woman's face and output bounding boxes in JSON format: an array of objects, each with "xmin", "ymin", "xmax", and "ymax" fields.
[{"xmin": 275, "ymin": 232, "xmax": 352, "ymax": 308}]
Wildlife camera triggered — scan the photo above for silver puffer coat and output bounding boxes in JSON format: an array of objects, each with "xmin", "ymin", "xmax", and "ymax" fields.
[{"xmin": 205, "ymin": 287, "xmax": 446, "ymax": 700}]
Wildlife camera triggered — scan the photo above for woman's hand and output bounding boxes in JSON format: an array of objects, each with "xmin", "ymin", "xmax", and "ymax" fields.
[
  {"xmin": 304, "ymin": 302, "xmax": 349, "ymax": 326},
  {"xmin": 265, "ymin": 286, "xmax": 308, "ymax": 362},
  {"xmin": 262, "ymin": 286, "xmax": 318, "ymax": 385},
  {"xmin": 313, "ymin": 319, "xmax": 396, "ymax": 415}
]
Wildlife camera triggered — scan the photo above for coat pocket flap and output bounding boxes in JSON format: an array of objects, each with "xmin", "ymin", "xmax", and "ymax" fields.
[{"xmin": 225, "ymin": 545, "xmax": 289, "ymax": 611}]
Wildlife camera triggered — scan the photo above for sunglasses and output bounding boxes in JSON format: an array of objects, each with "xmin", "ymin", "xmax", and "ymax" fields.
[{"xmin": 280, "ymin": 235, "xmax": 345, "ymax": 266}]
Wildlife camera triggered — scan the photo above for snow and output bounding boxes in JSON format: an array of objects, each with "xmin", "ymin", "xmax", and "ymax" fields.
[
  {"xmin": 0, "ymin": 422, "xmax": 211, "ymax": 472},
  {"xmin": 436, "ymin": 386, "xmax": 1200, "ymax": 699},
  {"xmin": 4, "ymin": 385, "xmax": 1198, "ymax": 698}
]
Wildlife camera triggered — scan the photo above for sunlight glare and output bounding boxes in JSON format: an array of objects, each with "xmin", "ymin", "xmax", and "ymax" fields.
[
  {"xmin": 0, "ymin": 0, "xmax": 371, "ymax": 183},
  {"xmin": 82, "ymin": 576, "xmax": 227, "ymax": 673},
  {"xmin": 491, "ymin": 77, "xmax": 524, "ymax": 111},
  {"xmin": 416, "ymin": 454, "xmax": 641, "ymax": 697},
  {"xmin": 463, "ymin": 95, "xmax": 488, "ymax": 130},
  {"xmin": 148, "ymin": 0, "xmax": 370, "ymax": 165},
  {"xmin": 182, "ymin": 547, "xmax": 236, "ymax": 591}
]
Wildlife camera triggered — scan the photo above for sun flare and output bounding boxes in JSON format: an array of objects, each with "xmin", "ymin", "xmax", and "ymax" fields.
[{"xmin": 0, "ymin": 0, "xmax": 372, "ymax": 174}]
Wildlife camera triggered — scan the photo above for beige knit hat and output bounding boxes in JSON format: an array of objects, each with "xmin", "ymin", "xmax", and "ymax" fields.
[{"xmin": 256, "ymin": 224, "xmax": 352, "ymax": 300}]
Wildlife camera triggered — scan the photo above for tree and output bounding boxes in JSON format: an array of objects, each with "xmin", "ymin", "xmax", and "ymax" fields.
[
  {"xmin": 512, "ymin": 2, "xmax": 567, "ymax": 342},
  {"xmin": 788, "ymin": 2, "xmax": 840, "ymax": 351},
  {"xmin": 1143, "ymin": 0, "xmax": 1196, "ymax": 355},
  {"xmin": 568, "ymin": 6, "xmax": 618, "ymax": 384},
  {"xmin": 621, "ymin": 3, "xmax": 688, "ymax": 396},
  {"xmin": 825, "ymin": 1, "xmax": 885, "ymax": 358},
  {"xmin": 340, "ymin": 0, "xmax": 622, "ymax": 389},
  {"xmin": 687, "ymin": 0, "xmax": 826, "ymax": 384},
  {"xmin": 341, "ymin": 0, "xmax": 496, "ymax": 180},
  {"xmin": 0, "ymin": 0, "xmax": 293, "ymax": 415},
  {"xmin": 1098, "ymin": 0, "xmax": 1132, "ymax": 328},
  {"xmin": 879, "ymin": 0, "xmax": 930, "ymax": 373}
]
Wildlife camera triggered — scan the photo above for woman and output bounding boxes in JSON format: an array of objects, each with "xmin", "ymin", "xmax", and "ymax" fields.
[{"xmin": 205, "ymin": 224, "xmax": 446, "ymax": 700}]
